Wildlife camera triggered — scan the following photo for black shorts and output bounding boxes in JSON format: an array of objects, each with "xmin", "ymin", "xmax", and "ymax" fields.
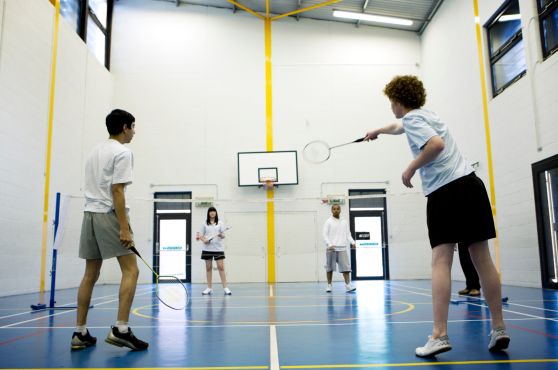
[
  {"xmin": 201, "ymin": 251, "xmax": 225, "ymax": 260},
  {"xmin": 426, "ymin": 172, "xmax": 496, "ymax": 248}
]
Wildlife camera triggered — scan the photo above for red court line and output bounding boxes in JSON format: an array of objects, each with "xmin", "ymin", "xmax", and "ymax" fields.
[
  {"xmin": 463, "ymin": 313, "xmax": 558, "ymax": 339},
  {"xmin": 0, "ymin": 320, "xmax": 75, "ymax": 346}
]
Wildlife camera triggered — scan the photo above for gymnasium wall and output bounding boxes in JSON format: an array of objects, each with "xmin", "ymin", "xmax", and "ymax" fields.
[
  {"xmin": 0, "ymin": 0, "xmax": 112, "ymax": 297},
  {"xmin": 110, "ymin": 0, "xmax": 432, "ymax": 285},
  {"xmin": 421, "ymin": 0, "xmax": 558, "ymax": 288}
]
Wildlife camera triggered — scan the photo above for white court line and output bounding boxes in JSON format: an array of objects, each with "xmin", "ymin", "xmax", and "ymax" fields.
[
  {"xmin": 391, "ymin": 283, "xmax": 558, "ymax": 313},
  {"xmin": 387, "ymin": 285, "xmax": 558, "ymax": 323},
  {"xmin": 270, "ymin": 285, "xmax": 274, "ymax": 297},
  {"xmin": 0, "ymin": 290, "xmax": 155, "ymax": 328},
  {"xmin": 0, "ymin": 287, "xmax": 153, "ymax": 321},
  {"xmin": 270, "ymin": 325, "xmax": 279, "ymax": 370}
]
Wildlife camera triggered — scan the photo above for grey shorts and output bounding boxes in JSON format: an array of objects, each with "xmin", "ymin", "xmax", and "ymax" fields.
[
  {"xmin": 326, "ymin": 249, "xmax": 351, "ymax": 273},
  {"xmin": 79, "ymin": 211, "xmax": 135, "ymax": 260}
]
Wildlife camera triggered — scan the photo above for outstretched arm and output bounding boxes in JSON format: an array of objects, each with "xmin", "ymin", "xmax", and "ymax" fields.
[{"xmin": 364, "ymin": 122, "xmax": 404, "ymax": 141}]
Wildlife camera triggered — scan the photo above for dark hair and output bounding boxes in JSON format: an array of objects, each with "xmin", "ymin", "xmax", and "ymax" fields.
[
  {"xmin": 206, "ymin": 207, "xmax": 219, "ymax": 225},
  {"xmin": 106, "ymin": 109, "xmax": 135, "ymax": 135},
  {"xmin": 331, "ymin": 204, "xmax": 341, "ymax": 210},
  {"xmin": 383, "ymin": 75, "xmax": 427, "ymax": 109}
]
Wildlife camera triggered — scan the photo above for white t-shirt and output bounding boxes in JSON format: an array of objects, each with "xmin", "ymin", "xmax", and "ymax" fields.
[
  {"xmin": 200, "ymin": 221, "xmax": 226, "ymax": 252},
  {"xmin": 322, "ymin": 217, "xmax": 355, "ymax": 251},
  {"xmin": 402, "ymin": 109, "xmax": 474, "ymax": 196},
  {"xmin": 84, "ymin": 139, "xmax": 134, "ymax": 213}
]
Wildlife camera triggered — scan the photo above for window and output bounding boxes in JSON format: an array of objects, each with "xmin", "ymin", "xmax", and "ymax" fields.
[
  {"xmin": 486, "ymin": 0, "xmax": 526, "ymax": 96},
  {"xmin": 57, "ymin": 0, "xmax": 113, "ymax": 70},
  {"xmin": 59, "ymin": 0, "xmax": 83, "ymax": 34},
  {"xmin": 538, "ymin": 0, "xmax": 558, "ymax": 59}
]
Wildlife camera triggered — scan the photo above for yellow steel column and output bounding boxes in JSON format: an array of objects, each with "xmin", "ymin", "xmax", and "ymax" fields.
[
  {"xmin": 40, "ymin": 0, "xmax": 60, "ymax": 292},
  {"xmin": 265, "ymin": 18, "xmax": 275, "ymax": 283},
  {"xmin": 473, "ymin": 0, "xmax": 501, "ymax": 279}
]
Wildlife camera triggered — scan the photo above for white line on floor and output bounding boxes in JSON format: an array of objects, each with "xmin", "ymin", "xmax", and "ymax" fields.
[
  {"xmin": 388, "ymin": 284, "xmax": 558, "ymax": 323},
  {"xmin": 0, "ymin": 287, "xmax": 153, "ymax": 321},
  {"xmin": 0, "ymin": 290, "xmax": 154, "ymax": 328},
  {"xmin": 270, "ymin": 325, "xmax": 279, "ymax": 370},
  {"xmin": 270, "ymin": 285, "xmax": 274, "ymax": 297}
]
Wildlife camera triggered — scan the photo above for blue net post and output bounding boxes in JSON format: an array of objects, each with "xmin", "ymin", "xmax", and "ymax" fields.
[{"xmin": 49, "ymin": 193, "xmax": 61, "ymax": 309}]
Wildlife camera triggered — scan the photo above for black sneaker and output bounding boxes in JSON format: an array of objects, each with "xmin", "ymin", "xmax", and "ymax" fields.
[
  {"xmin": 71, "ymin": 330, "xmax": 97, "ymax": 350},
  {"xmin": 105, "ymin": 326, "xmax": 148, "ymax": 351}
]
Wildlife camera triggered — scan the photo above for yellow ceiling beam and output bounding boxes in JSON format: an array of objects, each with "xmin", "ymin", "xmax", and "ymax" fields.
[
  {"xmin": 271, "ymin": 0, "xmax": 343, "ymax": 21},
  {"xmin": 226, "ymin": 0, "xmax": 266, "ymax": 20}
]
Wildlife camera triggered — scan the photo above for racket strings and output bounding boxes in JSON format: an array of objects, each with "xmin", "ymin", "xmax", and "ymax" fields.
[
  {"xmin": 157, "ymin": 277, "xmax": 188, "ymax": 310},
  {"xmin": 303, "ymin": 141, "xmax": 330, "ymax": 164}
]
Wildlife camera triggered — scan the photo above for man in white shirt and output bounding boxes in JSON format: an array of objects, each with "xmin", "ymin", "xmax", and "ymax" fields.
[
  {"xmin": 71, "ymin": 109, "xmax": 148, "ymax": 352},
  {"xmin": 323, "ymin": 204, "xmax": 356, "ymax": 292}
]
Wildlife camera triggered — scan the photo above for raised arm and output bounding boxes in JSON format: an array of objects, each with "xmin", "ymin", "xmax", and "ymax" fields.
[
  {"xmin": 364, "ymin": 122, "xmax": 405, "ymax": 141},
  {"xmin": 112, "ymin": 183, "xmax": 132, "ymax": 249}
]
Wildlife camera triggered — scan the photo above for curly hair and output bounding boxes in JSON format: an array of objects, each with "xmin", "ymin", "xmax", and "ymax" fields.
[{"xmin": 383, "ymin": 75, "xmax": 426, "ymax": 109}]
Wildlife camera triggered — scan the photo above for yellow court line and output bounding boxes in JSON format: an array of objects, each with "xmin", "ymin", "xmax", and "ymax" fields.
[
  {"xmin": 226, "ymin": 0, "xmax": 265, "ymax": 20},
  {"xmin": 271, "ymin": 0, "xmax": 343, "ymax": 20},
  {"xmin": 473, "ymin": 0, "xmax": 501, "ymax": 279},
  {"xmin": 132, "ymin": 301, "xmax": 414, "ymax": 323},
  {"xmin": 282, "ymin": 359, "xmax": 558, "ymax": 368},
  {"xmin": 40, "ymin": 0, "xmax": 61, "ymax": 293}
]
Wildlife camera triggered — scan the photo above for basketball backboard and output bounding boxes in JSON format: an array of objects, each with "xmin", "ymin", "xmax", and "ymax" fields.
[{"xmin": 238, "ymin": 151, "xmax": 298, "ymax": 187}]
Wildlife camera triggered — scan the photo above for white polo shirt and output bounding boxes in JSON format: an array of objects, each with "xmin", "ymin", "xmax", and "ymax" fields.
[
  {"xmin": 322, "ymin": 217, "xmax": 355, "ymax": 251},
  {"xmin": 200, "ymin": 221, "xmax": 226, "ymax": 252}
]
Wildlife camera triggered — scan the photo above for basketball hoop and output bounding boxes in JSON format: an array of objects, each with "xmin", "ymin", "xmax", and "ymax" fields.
[{"xmin": 259, "ymin": 176, "xmax": 277, "ymax": 190}]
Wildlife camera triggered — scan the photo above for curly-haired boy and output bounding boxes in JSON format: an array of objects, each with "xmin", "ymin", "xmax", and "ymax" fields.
[{"xmin": 364, "ymin": 75, "xmax": 509, "ymax": 357}]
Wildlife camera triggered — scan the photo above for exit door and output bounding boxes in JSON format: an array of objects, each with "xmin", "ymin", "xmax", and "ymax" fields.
[{"xmin": 349, "ymin": 211, "xmax": 388, "ymax": 280}]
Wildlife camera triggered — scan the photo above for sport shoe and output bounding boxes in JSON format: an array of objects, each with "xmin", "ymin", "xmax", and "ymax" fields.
[
  {"xmin": 202, "ymin": 288, "xmax": 213, "ymax": 295},
  {"xmin": 105, "ymin": 326, "xmax": 148, "ymax": 351},
  {"xmin": 224, "ymin": 287, "xmax": 232, "ymax": 295},
  {"xmin": 469, "ymin": 289, "xmax": 481, "ymax": 296},
  {"xmin": 458, "ymin": 288, "xmax": 470, "ymax": 295},
  {"xmin": 326, "ymin": 285, "xmax": 332, "ymax": 292},
  {"xmin": 415, "ymin": 335, "xmax": 452, "ymax": 357},
  {"xmin": 488, "ymin": 326, "xmax": 510, "ymax": 351},
  {"xmin": 71, "ymin": 329, "xmax": 97, "ymax": 350},
  {"xmin": 345, "ymin": 283, "xmax": 356, "ymax": 292}
]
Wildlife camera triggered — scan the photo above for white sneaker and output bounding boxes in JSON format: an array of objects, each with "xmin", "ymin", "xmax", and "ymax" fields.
[
  {"xmin": 345, "ymin": 283, "xmax": 356, "ymax": 292},
  {"xmin": 224, "ymin": 288, "xmax": 232, "ymax": 295},
  {"xmin": 488, "ymin": 326, "xmax": 510, "ymax": 351},
  {"xmin": 326, "ymin": 285, "xmax": 332, "ymax": 292},
  {"xmin": 202, "ymin": 288, "xmax": 213, "ymax": 295},
  {"xmin": 415, "ymin": 335, "xmax": 452, "ymax": 357}
]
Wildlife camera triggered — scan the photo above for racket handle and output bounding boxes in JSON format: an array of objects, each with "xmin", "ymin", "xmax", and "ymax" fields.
[
  {"xmin": 131, "ymin": 246, "xmax": 142, "ymax": 258},
  {"xmin": 354, "ymin": 137, "xmax": 365, "ymax": 143}
]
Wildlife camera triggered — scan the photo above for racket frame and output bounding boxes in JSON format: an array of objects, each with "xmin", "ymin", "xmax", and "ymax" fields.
[{"xmin": 302, "ymin": 137, "xmax": 365, "ymax": 164}]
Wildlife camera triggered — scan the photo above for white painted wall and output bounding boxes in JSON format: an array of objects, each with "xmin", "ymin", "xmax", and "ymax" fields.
[
  {"xmin": 0, "ymin": 0, "xmax": 112, "ymax": 297},
  {"xmin": 421, "ymin": 0, "xmax": 558, "ymax": 287},
  {"xmin": 111, "ymin": 0, "xmax": 431, "ymax": 285}
]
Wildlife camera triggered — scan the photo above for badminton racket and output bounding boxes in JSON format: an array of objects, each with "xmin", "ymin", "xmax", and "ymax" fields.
[
  {"xmin": 206, "ymin": 226, "xmax": 232, "ymax": 242},
  {"xmin": 131, "ymin": 247, "xmax": 189, "ymax": 310},
  {"xmin": 302, "ymin": 137, "xmax": 365, "ymax": 164}
]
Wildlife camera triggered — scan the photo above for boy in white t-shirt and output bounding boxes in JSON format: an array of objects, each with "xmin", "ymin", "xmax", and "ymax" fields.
[{"xmin": 71, "ymin": 109, "xmax": 148, "ymax": 352}]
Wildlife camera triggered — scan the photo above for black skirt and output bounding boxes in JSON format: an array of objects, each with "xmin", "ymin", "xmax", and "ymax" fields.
[{"xmin": 426, "ymin": 172, "xmax": 496, "ymax": 248}]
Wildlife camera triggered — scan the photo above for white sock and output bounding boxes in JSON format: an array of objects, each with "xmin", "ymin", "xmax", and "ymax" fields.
[
  {"xmin": 116, "ymin": 321, "xmax": 129, "ymax": 334},
  {"xmin": 76, "ymin": 325, "xmax": 87, "ymax": 335}
]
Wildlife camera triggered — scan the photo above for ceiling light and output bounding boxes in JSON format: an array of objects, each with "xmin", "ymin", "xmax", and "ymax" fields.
[
  {"xmin": 333, "ymin": 11, "xmax": 413, "ymax": 26},
  {"xmin": 499, "ymin": 14, "xmax": 521, "ymax": 22}
]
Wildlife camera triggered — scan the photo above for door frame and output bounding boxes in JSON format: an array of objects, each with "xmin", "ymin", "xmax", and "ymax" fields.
[
  {"xmin": 349, "ymin": 210, "xmax": 389, "ymax": 280},
  {"xmin": 153, "ymin": 192, "xmax": 192, "ymax": 284},
  {"xmin": 532, "ymin": 153, "xmax": 558, "ymax": 290}
]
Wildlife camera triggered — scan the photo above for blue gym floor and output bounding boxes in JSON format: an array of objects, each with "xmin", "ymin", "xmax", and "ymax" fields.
[{"xmin": 0, "ymin": 280, "xmax": 557, "ymax": 369}]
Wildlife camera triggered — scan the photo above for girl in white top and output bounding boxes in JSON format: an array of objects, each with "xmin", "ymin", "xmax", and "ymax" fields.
[{"xmin": 199, "ymin": 207, "xmax": 231, "ymax": 295}]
